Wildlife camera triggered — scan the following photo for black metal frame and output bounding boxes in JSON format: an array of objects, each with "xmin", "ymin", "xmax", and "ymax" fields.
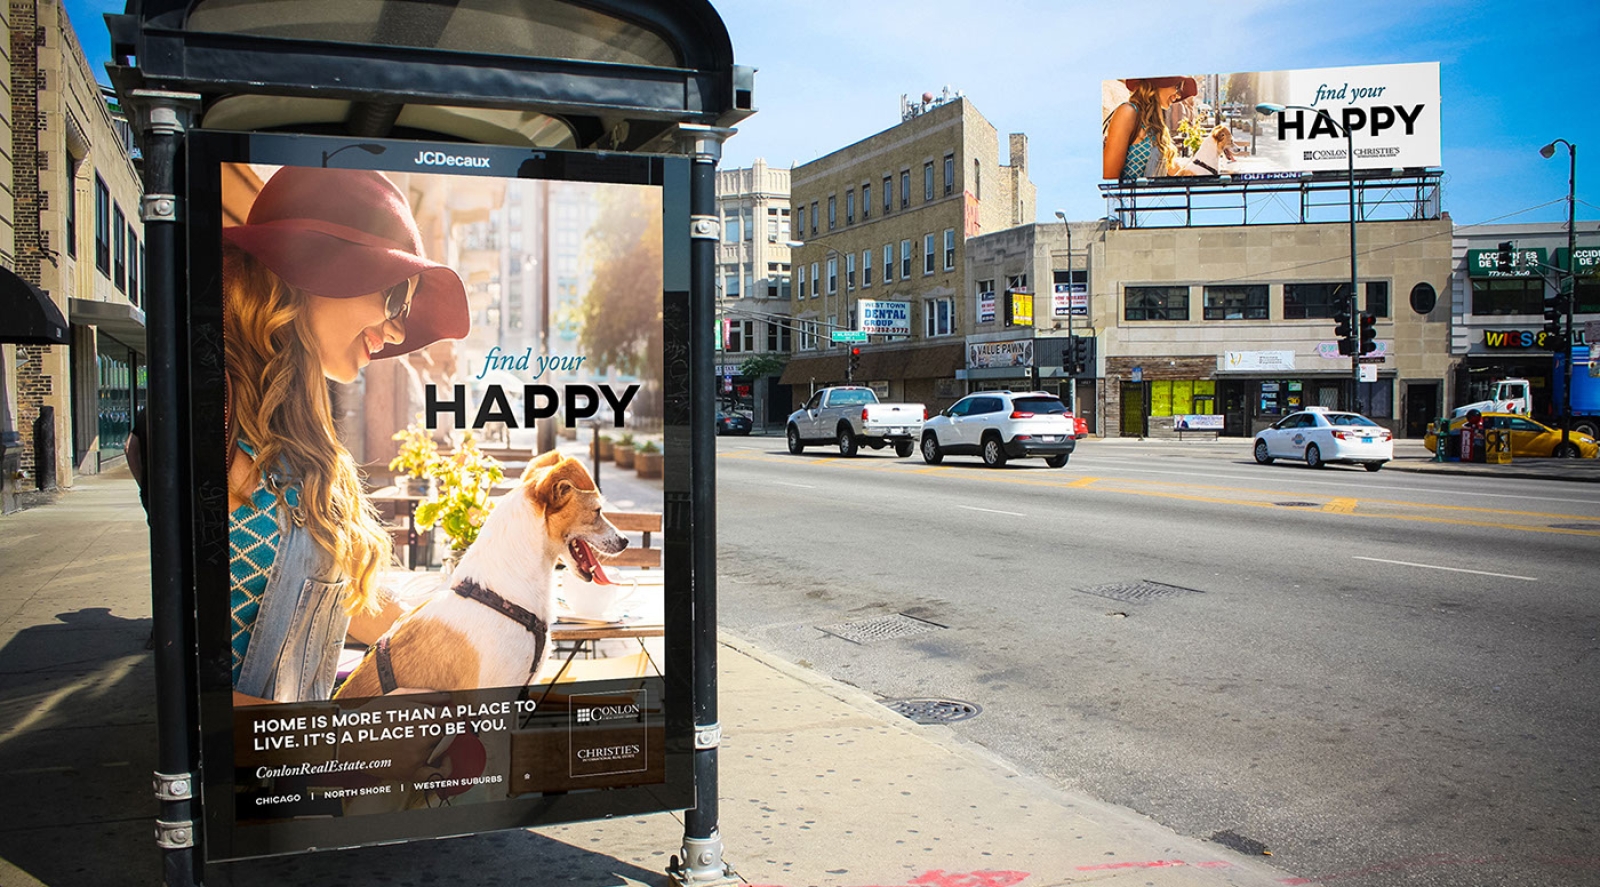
[{"xmin": 1100, "ymin": 170, "xmax": 1442, "ymax": 230}]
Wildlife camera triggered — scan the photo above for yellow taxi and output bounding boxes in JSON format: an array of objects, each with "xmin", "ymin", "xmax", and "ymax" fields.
[{"xmin": 1422, "ymin": 413, "xmax": 1600, "ymax": 459}]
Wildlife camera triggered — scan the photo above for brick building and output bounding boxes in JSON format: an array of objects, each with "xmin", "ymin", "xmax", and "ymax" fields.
[
  {"xmin": 0, "ymin": 0, "xmax": 146, "ymax": 510},
  {"xmin": 714, "ymin": 158, "xmax": 792, "ymax": 428},
  {"xmin": 781, "ymin": 92, "xmax": 1035, "ymax": 408}
]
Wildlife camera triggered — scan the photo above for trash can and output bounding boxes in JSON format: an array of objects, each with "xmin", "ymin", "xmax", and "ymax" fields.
[{"xmin": 1485, "ymin": 427, "xmax": 1512, "ymax": 464}]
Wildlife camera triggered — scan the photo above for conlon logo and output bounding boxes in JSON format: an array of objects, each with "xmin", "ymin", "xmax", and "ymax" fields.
[
  {"xmin": 576, "ymin": 703, "xmax": 642, "ymax": 724},
  {"xmin": 414, "ymin": 150, "xmax": 491, "ymax": 168}
]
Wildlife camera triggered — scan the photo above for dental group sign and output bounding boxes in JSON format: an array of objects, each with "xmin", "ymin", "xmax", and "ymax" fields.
[
  {"xmin": 858, "ymin": 299, "xmax": 911, "ymax": 336},
  {"xmin": 1253, "ymin": 62, "xmax": 1440, "ymax": 173}
]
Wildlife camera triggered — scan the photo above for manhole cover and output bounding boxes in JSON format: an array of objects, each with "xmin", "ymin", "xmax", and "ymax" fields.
[
  {"xmin": 818, "ymin": 612, "xmax": 945, "ymax": 644},
  {"xmin": 1079, "ymin": 580, "xmax": 1205, "ymax": 603},
  {"xmin": 1274, "ymin": 501, "xmax": 1319, "ymax": 508},
  {"xmin": 883, "ymin": 698, "xmax": 981, "ymax": 724},
  {"xmin": 1549, "ymin": 523, "xmax": 1600, "ymax": 531}
]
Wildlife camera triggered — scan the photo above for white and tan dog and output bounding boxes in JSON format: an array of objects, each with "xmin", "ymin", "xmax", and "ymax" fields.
[
  {"xmin": 336, "ymin": 451, "xmax": 627, "ymax": 698},
  {"xmin": 1180, "ymin": 125, "xmax": 1240, "ymax": 176}
]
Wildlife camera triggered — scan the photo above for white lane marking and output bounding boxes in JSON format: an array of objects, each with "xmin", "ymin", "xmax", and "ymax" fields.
[
  {"xmin": 1093, "ymin": 463, "xmax": 1600, "ymax": 506},
  {"xmin": 772, "ymin": 481, "xmax": 816, "ymax": 489},
  {"xmin": 1352, "ymin": 556, "xmax": 1537, "ymax": 581},
  {"xmin": 960, "ymin": 505, "xmax": 1026, "ymax": 517}
]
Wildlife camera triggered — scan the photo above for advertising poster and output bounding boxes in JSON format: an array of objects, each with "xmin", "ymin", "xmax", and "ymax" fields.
[
  {"xmin": 1102, "ymin": 62, "xmax": 1440, "ymax": 180},
  {"xmin": 858, "ymin": 299, "xmax": 911, "ymax": 336},
  {"xmin": 185, "ymin": 133, "xmax": 693, "ymax": 860},
  {"xmin": 1051, "ymin": 282, "xmax": 1087, "ymax": 318},
  {"xmin": 968, "ymin": 340, "xmax": 1034, "ymax": 370},
  {"xmin": 977, "ymin": 290, "xmax": 996, "ymax": 324}
]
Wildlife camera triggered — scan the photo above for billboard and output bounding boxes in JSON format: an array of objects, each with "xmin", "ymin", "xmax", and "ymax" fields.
[
  {"xmin": 1102, "ymin": 63, "xmax": 1440, "ymax": 180},
  {"xmin": 185, "ymin": 132, "xmax": 693, "ymax": 860}
]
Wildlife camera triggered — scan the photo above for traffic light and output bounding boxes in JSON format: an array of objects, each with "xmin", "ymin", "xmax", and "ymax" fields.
[
  {"xmin": 1496, "ymin": 241, "xmax": 1515, "ymax": 273},
  {"xmin": 1544, "ymin": 292, "xmax": 1570, "ymax": 336},
  {"xmin": 848, "ymin": 346, "xmax": 861, "ymax": 382},
  {"xmin": 1358, "ymin": 313, "xmax": 1377, "ymax": 355},
  {"xmin": 1334, "ymin": 303, "xmax": 1356, "ymax": 356},
  {"xmin": 1071, "ymin": 336, "xmax": 1093, "ymax": 376}
]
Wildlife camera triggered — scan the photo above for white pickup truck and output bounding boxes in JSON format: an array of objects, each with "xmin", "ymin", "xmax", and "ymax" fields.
[{"xmin": 786, "ymin": 386, "xmax": 926, "ymax": 457}]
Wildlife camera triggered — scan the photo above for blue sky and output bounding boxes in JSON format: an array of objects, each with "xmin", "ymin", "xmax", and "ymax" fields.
[{"xmin": 68, "ymin": 0, "xmax": 1597, "ymax": 229}]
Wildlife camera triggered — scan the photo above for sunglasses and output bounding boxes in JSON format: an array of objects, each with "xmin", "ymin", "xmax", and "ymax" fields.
[{"xmin": 383, "ymin": 277, "xmax": 417, "ymax": 323}]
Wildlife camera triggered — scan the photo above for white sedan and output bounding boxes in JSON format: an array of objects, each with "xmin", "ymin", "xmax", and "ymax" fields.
[{"xmin": 1253, "ymin": 408, "xmax": 1393, "ymax": 471}]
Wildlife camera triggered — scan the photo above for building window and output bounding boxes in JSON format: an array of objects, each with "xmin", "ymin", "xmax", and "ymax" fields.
[
  {"xmin": 727, "ymin": 319, "xmax": 754, "ymax": 353},
  {"xmin": 924, "ymin": 162, "xmax": 935, "ymax": 201},
  {"xmin": 810, "ymin": 201, "xmax": 818, "ymax": 235},
  {"xmin": 724, "ymin": 210, "xmax": 741, "ymax": 243},
  {"xmin": 1283, "ymin": 282, "xmax": 1357, "ymax": 319},
  {"xmin": 95, "ymin": 176, "xmax": 110, "ymax": 275},
  {"xmin": 139, "ymin": 243, "xmax": 146, "ymax": 305},
  {"xmin": 973, "ymin": 159, "xmax": 981, "ymax": 200},
  {"xmin": 827, "ymin": 314, "xmax": 838, "ymax": 347},
  {"xmin": 724, "ymin": 274, "xmax": 741, "ymax": 298},
  {"xmin": 743, "ymin": 208, "xmax": 754, "ymax": 241},
  {"xmin": 846, "ymin": 189, "xmax": 855, "ymax": 225},
  {"xmin": 861, "ymin": 183, "xmax": 871, "ymax": 220},
  {"xmin": 128, "ymin": 233, "xmax": 139, "ymax": 307},
  {"xmin": 828, "ymin": 195, "xmax": 836, "ymax": 230},
  {"xmin": 811, "ymin": 262, "xmax": 820, "ymax": 298},
  {"xmin": 1202, "ymin": 285, "xmax": 1268, "ymax": 320},
  {"xmin": 943, "ymin": 229, "xmax": 956, "ymax": 271},
  {"xmin": 921, "ymin": 234, "xmax": 934, "ymax": 275},
  {"xmin": 1007, "ymin": 273, "xmax": 1028, "ymax": 295},
  {"xmin": 1469, "ymin": 279, "xmax": 1543, "ymax": 316},
  {"xmin": 944, "ymin": 154, "xmax": 955, "ymax": 196},
  {"xmin": 900, "ymin": 170, "xmax": 910, "ymax": 208},
  {"xmin": 846, "ymin": 252, "xmax": 856, "ymax": 291},
  {"xmin": 883, "ymin": 244, "xmax": 894, "ymax": 283},
  {"xmin": 113, "ymin": 204, "xmax": 127, "ymax": 292},
  {"xmin": 1365, "ymin": 281, "xmax": 1390, "ymax": 318},
  {"xmin": 66, "ymin": 181, "xmax": 77, "ymax": 259},
  {"xmin": 827, "ymin": 256, "xmax": 838, "ymax": 294},
  {"xmin": 862, "ymin": 249, "xmax": 873, "ymax": 287},
  {"xmin": 797, "ymin": 265, "xmax": 807, "ymax": 300},
  {"xmin": 1357, "ymin": 379, "xmax": 1394, "ymax": 418},
  {"xmin": 900, "ymin": 239, "xmax": 912, "ymax": 279},
  {"xmin": 767, "ymin": 320, "xmax": 792, "ymax": 353},
  {"xmin": 768, "ymin": 263, "xmax": 791, "ymax": 299},
  {"xmin": 925, "ymin": 297, "xmax": 955, "ymax": 337},
  {"xmin": 799, "ymin": 319, "xmax": 819, "ymax": 351},
  {"xmin": 1124, "ymin": 285, "xmax": 1190, "ymax": 321},
  {"xmin": 883, "ymin": 175, "xmax": 893, "ymax": 214}
]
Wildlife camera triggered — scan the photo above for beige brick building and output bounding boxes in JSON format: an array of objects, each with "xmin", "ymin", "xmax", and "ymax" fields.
[
  {"xmin": 714, "ymin": 158, "xmax": 791, "ymax": 428},
  {"xmin": 964, "ymin": 215, "xmax": 1455, "ymax": 439},
  {"xmin": 1, "ymin": 0, "xmax": 146, "ymax": 510},
  {"xmin": 781, "ymin": 94, "xmax": 1035, "ymax": 408}
]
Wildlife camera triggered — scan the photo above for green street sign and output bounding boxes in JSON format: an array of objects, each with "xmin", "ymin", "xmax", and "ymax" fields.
[{"xmin": 830, "ymin": 330, "xmax": 868, "ymax": 343}]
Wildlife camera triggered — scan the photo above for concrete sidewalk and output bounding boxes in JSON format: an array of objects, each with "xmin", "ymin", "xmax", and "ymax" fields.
[{"xmin": 0, "ymin": 470, "xmax": 1297, "ymax": 887}]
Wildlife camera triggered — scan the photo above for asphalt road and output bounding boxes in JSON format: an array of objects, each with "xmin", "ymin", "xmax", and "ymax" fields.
[{"xmin": 713, "ymin": 435, "xmax": 1600, "ymax": 887}]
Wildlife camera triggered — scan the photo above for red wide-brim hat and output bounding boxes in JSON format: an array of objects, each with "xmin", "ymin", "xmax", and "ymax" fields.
[
  {"xmin": 1122, "ymin": 76, "xmax": 1199, "ymax": 101},
  {"xmin": 222, "ymin": 166, "xmax": 469, "ymax": 360}
]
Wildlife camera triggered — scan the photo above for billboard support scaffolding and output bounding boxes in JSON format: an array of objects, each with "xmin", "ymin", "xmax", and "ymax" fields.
[{"xmin": 125, "ymin": 88, "xmax": 205, "ymax": 887}]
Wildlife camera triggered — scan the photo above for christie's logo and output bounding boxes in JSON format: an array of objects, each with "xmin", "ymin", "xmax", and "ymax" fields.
[
  {"xmin": 576, "ymin": 703, "xmax": 642, "ymax": 724},
  {"xmin": 414, "ymin": 150, "xmax": 491, "ymax": 169},
  {"xmin": 575, "ymin": 744, "xmax": 642, "ymax": 762}
]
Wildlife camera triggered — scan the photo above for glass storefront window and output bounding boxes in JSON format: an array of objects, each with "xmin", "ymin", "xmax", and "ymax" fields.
[
  {"xmin": 96, "ymin": 337, "xmax": 146, "ymax": 462},
  {"xmin": 1148, "ymin": 379, "xmax": 1217, "ymax": 416}
]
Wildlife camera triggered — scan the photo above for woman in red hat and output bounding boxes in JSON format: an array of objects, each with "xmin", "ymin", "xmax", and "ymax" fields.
[
  {"xmin": 1103, "ymin": 76, "xmax": 1200, "ymax": 180},
  {"xmin": 222, "ymin": 166, "xmax": 469, "ymax": 705}
]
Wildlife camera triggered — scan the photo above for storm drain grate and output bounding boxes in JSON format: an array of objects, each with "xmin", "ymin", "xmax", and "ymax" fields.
[
  {"xmin": 1274, "ymin": 501, "xmax": 1320, "ymax": 508},
  {"xmin": 883, "ymin": 698, "xmax": 982, "ymax": 724},
  {"xmin": 818, "ymin": 612, "xmax": 946, "ymax": 644},
  {"xmin": 1078, "ymin": 580, "xmax": 1205, "ymax": 604},
  {"xmin": 1549, "ymin": 523, "xmax": 1600, "ymax": 531}
]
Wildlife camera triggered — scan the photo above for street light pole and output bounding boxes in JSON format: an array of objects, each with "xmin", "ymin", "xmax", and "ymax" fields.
[
  {"xmin": 1257, "ymin": 103, "xmax": 1361, "ymax": 412},
  {"xmin": 1054, "ymin": 210, "xmax": 1076, "ymax": 412},
  {"xmin": 1541, "ymin": 138, "xmax": 1577, "ymax": 451}
]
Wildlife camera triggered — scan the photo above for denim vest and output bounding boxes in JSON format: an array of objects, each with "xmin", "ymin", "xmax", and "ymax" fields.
[{"xmin": 234, "ymin": 515, "xmax": 351, "ymax": 703}]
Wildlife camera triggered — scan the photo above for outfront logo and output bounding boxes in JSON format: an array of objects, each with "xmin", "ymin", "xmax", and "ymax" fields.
[{"xmin": 414, "ymin": 150, "xmax": 491, "ymax": 169}]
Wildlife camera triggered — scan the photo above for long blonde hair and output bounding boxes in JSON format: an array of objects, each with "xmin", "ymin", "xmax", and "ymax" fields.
[
  {"xmin": 223, "ymin": 241, "xmax": 391, "ymax": 613},
  {"xmin": 1128, "ymin": 82, "xmax": 1178, "ymax": 176}
]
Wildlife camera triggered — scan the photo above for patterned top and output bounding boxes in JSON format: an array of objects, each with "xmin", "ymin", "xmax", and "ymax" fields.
[
  {"xmin": 1122, "ymin": 132, "xmax": 1154, "ymax": 179},
  {"xmin": 229, "ymin": 442, "xmax": 298, "ymax": 684}
]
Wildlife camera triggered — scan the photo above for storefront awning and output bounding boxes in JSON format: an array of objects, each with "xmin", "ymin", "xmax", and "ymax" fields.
[
  {"xmin": 778, "ymin": 342, "xmax": 966, "ymax": 386},
  {"xmin": 779, "ymin": 353, "xmax": 847, "ymax": 386},
  {"xmin": 69, "ymin": 298, "xmax": 148, "ymax": 354},
  {"xmin": 0, "ymin": 268, "xmax": 68, "ymax": 345}
]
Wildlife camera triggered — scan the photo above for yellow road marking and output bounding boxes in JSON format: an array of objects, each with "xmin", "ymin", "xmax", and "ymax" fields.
[{"xmin": 1324, "ymin": 497, "xmax": 1358, "ymax": 514}]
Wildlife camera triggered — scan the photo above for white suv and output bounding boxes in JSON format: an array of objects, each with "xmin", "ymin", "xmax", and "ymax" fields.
[{"xmin": 920, "ymin": 391, "xmax": 1077, "ymax": 468}]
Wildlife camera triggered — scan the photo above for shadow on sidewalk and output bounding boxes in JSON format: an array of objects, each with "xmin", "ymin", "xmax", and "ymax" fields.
[{"xmin": 0, "ymin": 606, "xmax": 159, "ymax": 886}]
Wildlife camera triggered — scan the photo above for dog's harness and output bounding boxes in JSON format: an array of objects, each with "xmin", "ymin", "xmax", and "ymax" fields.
[
  {"xmin": 1190, "ymin": 157, "xmax": 1220, "ymax": 176},
  {"xmin": 368, "ymin": 578, "xmax": 549, "ymax": 695}
]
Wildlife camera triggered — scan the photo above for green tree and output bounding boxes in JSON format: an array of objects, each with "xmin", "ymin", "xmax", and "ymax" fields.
[
  {"xmin": 738, "ymin": 352, "xmax": 787, "ymax": 379},
  {"xmin": 580, "ymin": 190, "xmax": 664, "ymax": 379}
]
